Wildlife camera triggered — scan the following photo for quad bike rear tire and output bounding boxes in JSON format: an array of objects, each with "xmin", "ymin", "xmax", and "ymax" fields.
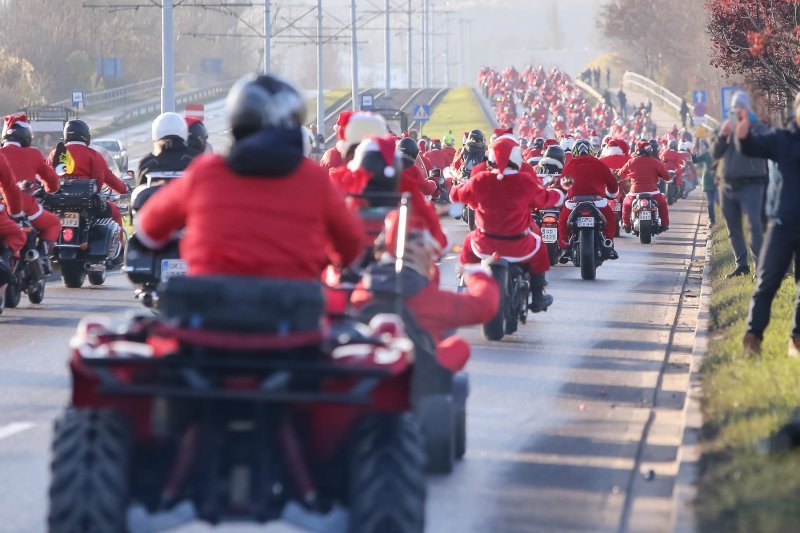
[
  {"xmin": 48, "ymin": 408, "xmax": 131, "ymax": 533},
  {"xmin": 61, "ymin": 262, "xmax": 86, "ymax": 289},
  {"xmin": 417, "ymin": 394, "xmax": 455, "ymax": 474},
  {"xmin": 349, "ymin": 413, "xmax": 426, "ymax": 533}
]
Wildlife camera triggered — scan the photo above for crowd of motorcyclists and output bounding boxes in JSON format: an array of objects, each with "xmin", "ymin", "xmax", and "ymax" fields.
[{"xmin": 0, "ymin": 64, "xmax": 708, "ymax": 531}]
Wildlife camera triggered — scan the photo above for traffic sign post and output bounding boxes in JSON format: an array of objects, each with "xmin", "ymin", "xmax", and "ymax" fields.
[
  {"xmin": 721, "ymin": 86, "xmax": 744, "ymax": 120},
  {"xmin": 70, "ymin": 91, "xmax": 85, "ymax": 110},
  {"xmin": 184, "ymin": 103, "xmax": 205, "ymax": 122},
  {"xmin": 413, "ymin": 104, "xmax": 430, "ymax": 122},
  {"xmin": 360, "ymin": 94, "xmax": 374, "ymax": 111},
  {"xmin": 692, "ymin": 90, "xmax": 707, "ymax": 105}
]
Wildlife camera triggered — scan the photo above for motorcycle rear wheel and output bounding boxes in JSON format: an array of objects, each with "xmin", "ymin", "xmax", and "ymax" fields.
[
  {"xmin": 482, "ymin": 266, "xmax": 508, "ymax": 341},
  {"xmin": 27, "ymin": 280, "xmax": 45, "ymax": 304},
  {"xmin": 5, "ymin": 281, "xmax": 21, "ymax": 308},
  {"xmin": 546, "ymin": 242, "xmax": 560, "ymax": 266},
  {"xmin": 579, "ymin": 229, "xmax": 597, "ymax": 281},
  {"xmin": 640, "ymin": 220, "xmax": 652, "ymax": 244},
  {"xmin": 88, "ymin": 270, "xmax": 107, "ymax": 286},
  {"xmin": 61, "ymin": 262, "xmax": 86, "ymax": 289}
]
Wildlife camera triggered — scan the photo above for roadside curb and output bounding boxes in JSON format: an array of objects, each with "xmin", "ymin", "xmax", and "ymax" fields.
[{"xmin": 672, "ymin": 223, "xmax": 712, "ymax": 533}]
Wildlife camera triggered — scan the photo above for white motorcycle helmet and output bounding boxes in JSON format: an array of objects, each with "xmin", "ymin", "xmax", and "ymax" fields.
[
  {"xmin": 678, "ymin": 141, "xmax": 692, "ymax": 152},
  {"xmin": 152, "ymin": 112, "xmax": 188, "ymax": 143}
]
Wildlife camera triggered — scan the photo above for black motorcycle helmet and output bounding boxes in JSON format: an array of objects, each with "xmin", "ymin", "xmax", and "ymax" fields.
[
  {"xmin": 466, "ymin": 129, "xmax": 485, "ymax": 146},
  {"xmin": 355, "ymin": 137, "xmax": 401, "ymax": 207},
  {"xmin": 1, "ymin": 115, "xmax": 32, "ymax": 147},
  {"xmin": 187, "ymin": 119, "xmax": 208, "ymax": 152},
  {"xmin": 532, "ymin": 137, "xmax": 545, "ymax": 150},
  {"xmin": 648, "ymin": 139, "xmax": 660, "ymax": 157},
  {"xmin": 430, "ymin": 138, "xmax": 441, "ymax": 150},
  {"xmin": 542, "ymin": 144, "xmax": 565, "ymax": 165},
  {"xmin": 226, "ymin": 73, "xmax": 306, "ymax": 141},
  {"xmin": 397, "ymin": 136, "xmax": 419, "ymax": 169},
  {"xmin": 64, "ymin": 119, "xmax": 91, "ymax": 144}
]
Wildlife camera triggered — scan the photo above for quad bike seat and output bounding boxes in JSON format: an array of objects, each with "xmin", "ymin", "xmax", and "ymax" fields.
[{"xmin": 162, "ymin": 276, "xmax": 324, "ymax": 335}]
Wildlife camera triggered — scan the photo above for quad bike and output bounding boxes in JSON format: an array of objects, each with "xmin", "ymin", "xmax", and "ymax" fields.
[{"xmin": 49, "ymin": 277, "xmax": 426, "ymax": 533}]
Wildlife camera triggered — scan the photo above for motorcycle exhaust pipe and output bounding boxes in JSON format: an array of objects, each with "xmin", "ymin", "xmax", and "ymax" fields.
[
  {"xmin": 84, "ymin": 262, "xmax": 107, "ymax": 272},
  {"xmin": 603, "ymin": 238, "xmax": 614, "ymax": 248},
  {"xmin": 24, "ymin": 249, "xmax": 45, "ymax": 281}
]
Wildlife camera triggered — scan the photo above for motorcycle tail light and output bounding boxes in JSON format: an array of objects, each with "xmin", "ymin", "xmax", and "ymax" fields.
[
  {"xmin": 641, "ymin": 200, "xmax": 649, "ymax": 206},
  {"xmin": 580, "ymin": 210, "xmax": 591, "ymax": 216},
  {"xmin": 543, "ymin": 216, "xmax": 557, "ymax": 223},
  {"xmin": 62, "ymin": 228, "xmax": 74, "ymax": 242}
]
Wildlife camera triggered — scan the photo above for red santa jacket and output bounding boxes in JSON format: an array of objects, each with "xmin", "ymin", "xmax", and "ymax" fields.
[
  {"xmin": 1, "ymin": 143, "xmax": 59, "ymax": 191},
  {"xmin": 0, "ymin": 152, "xmax": 23, "ymax": 216},
  {"xmin": 319, "ymin": 146, "xmax": 343, "ymax": 173},
  {"xmin": 562, "ymin": 156, "xmax": 619, "ymax": 199},
  {"xmin": 618, "ymin": 155, "xmax": 671, "ymax": 194},
  {"xmin": 660, "ymin": 149, "xmax": 684, "ymax": 179},
  {"xmin": 402, "ymin": 165, "xmax": 436, "ymax": 196},
  {"xmin": 137, "ymin": 154, "xmax": 364, "ymax": 279},
  {"xmin": 424, "ymin": 148, "xmax": 448, "ymax": 170},
  {"xmin": 440, "ymin": 146, "xmax": 456, "ymax": 164},
  {"xmin": 599, "ymin": 153, "xmax": 630, "ymax": 172},
  {"xmin": 47, "ymin": 142, "xmax": 127, "ymax": 193},
  {"xmin": 450, "ymin": 168, "xmax": 564, "ymax": 261}
]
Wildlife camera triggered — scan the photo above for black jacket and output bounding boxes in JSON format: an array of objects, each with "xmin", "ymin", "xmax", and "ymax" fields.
[
  {"xmin": 737, "ymin": 120, "xmax": 800, "ymax": 231},
  {"xmin": 136, "ymin": 136, "xmax": 197, "ymax": 187}
]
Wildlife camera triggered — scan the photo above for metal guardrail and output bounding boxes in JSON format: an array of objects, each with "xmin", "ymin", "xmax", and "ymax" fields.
[
  {"xmin": 112, "ymin": 79, "xmax": 236, "ymax": 126},
  {"xmin": 622, "ymin": 71, "xmax": 720, "ymax": 129},
  {"xmin": 574, "ymin": 79, "xmax": 618, "ymax": 119},
  {"xmin": 50, "ymin": 74, "xmax": 191, "ymax": 110}
]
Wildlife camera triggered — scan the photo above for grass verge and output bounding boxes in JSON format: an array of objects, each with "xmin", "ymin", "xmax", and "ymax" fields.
[
  {"xmin": 420, "ymin": 87, "xmax": 490, "ymax": 140},
  {"xmin": 696, "ymin": 221, "xmax": 800, "ymax": 532}
]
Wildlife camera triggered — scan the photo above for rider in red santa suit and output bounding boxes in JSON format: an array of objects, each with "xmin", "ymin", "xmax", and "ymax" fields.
[
  {"xmin": 0, "ymin": 115, "xmax": 62, "ymax": 245},
  {"xmin": 618, "ymin": 141, "xmax": 671, "ymax": 232},
  {"xmin": 0, "ymin": 151, "xmax": 26, "ymax": 264},
  {"xmin": 661, "ymin": 139, "xmax": 684, "ymax": 188},
  {"xmin": 46, "ymin": 120, "xmax": 128, "ymax": 227},
  {"xmin": 318, "ymin": 111, "xmax": 350, "ymax": 173},
  {"xmin": 351, "ymin": 211, "xmax": 499, "ymax": 373},
  {"xmin": 136, "ymin": 74, "xmax": 364, "ymax": 279},
  {"xmin": 450, "ymin": 135, "xmax": 564, "ymax": 312},
  {"xmin": 598, "ymin": 138, "xmax": 630, "ymax": 171},
  {"xmin": 557, "ymin": 140, "xmax": 619, "ymax": 258}
]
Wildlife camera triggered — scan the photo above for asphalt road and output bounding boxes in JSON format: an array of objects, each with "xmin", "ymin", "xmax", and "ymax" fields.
[{"xmin": 0, "ymin": 100, "xmax": 705, "ymax": 532}]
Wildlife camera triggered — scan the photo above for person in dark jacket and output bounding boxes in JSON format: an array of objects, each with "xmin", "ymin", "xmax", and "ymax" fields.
[
  {"xmin": 695, "ymin": 139, "xmax": 716, "ymax": 228},
  {"xmin": 735, "ymin": 91, "xmax": 800, "ymax": 356},
  {"xmin": 713, "ymin": 91, "xmax": 769, "ymax": 278},
  {"xmin": 136, "ymin": 112, "xmax": 198, "ymax": 187}
]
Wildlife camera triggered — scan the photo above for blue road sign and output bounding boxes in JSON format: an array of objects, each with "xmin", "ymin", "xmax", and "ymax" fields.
[
  {"xmin": 721, "ymin": 86, "xmax": 744, "ymax": 120},
  {"xmin": 692, "ymin": 90, "xmax": 707, "ymax": 105},
  {"xmin": 360, "ymin": 94, "xmax": 374, "ymax": 111},
  {"xmin": 413, "ymin": 104, "xmax": 431, "ymax": 122}
]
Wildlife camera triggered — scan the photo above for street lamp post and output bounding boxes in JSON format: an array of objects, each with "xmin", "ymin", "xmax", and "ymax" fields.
[
  {"xmin": 317, "ymin": 0, "xmax": 325, "ymax": 138},
  {"xmin": 350, "ymin": 0, "xmax": 359, "ymax": 110},
  {"xmin": 407, "ymin": 0, "xmax": 412, "ymax": 88},
  {"xmin": 264, "ymin": 1, "xmax": 271, "ymax": 73},
  {"xmin": 385, "ymin": 0, "xmax": 391, "ymax": 96},
  {"xmin": 161, "ymin": 0, "xmax": 175, "ymax": 113}
]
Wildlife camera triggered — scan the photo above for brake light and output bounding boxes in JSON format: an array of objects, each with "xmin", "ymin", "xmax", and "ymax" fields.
[
  {"xmin": 62, "ymin": 228, "xmax": 74, "ymax": 242},
  {"xmin": 580, "ymin": 210, "xmax": 592, "ymax": 216},
  {"xmin": 641, "ymin": 200, "xmax": 649, "ymax": 206},
  {"xmin": 543, "ymin": 216, "xmax": 557, "ymax": 223}
]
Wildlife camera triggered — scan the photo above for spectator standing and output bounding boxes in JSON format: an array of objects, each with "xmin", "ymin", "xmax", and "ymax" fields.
[
  {"xmin": 606, "ymin": 68, "xmax": 611, "ymax": 89},
  {"xmin": 735, "ymin": 91, "xmax": 800, "ymax": 356},
  {"xmin": 713, "ymin": 91, "xmax": 769, "ymax": 279},
  {"xmin": 617, "ymin": 89, "xmax": 627, "ymax": 119},
  {"xmin": 695, "ymin": 139, "xmax": 716, "ymax": 228},
  {"xmin": 680, "ymin": 99, "xmax": 690, "ymax": 128}
]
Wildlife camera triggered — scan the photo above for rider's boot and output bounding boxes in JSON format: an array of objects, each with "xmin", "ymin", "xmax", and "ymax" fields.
[
  {"xmin": 528, "ymin": 273, "xmax": 554, "ymax": 313},
  {"xmin": 38, "ymin": 240, "xmax": 53, "ymax": 276},
  {"xmin": 602, "ymin": 239, "xmax": 619, "ymax": 260}
]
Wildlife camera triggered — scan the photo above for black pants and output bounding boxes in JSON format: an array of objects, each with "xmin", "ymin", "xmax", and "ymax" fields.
[{"xmin": 747, "ymin": 222, "xmax": 800, "ymax": 338}]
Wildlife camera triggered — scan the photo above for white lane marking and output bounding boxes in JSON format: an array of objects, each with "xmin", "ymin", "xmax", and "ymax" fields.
[{"xmin": 0, "ymin": 422, "xmax": 35, "ymax": 441}]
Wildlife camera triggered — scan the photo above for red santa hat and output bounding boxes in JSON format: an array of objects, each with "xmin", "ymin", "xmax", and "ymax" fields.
[
  {"xmin": 347, "ymin": 134, "xmax": 398, "ymax": 178},
  {"xmin": 336, "ymin": 111, "xmax": 388, "ymax": 156},
  {"xmin": 184, "ymin": 116, "xmax": 204, "ymax": 127},
  {"xmin": 487, "ymin": 136, "xmax": 523, "ymax": 180},
  {"xmin": 601, "ymin": 139, "xmax": 626, "ymax": 157},
  {"xmin": 3, "ymin": 114, "xmax": 30, "ymax": 134}
]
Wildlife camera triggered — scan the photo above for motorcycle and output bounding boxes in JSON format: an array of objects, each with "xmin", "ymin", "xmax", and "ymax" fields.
[
  {"xmin": 631, "ymin": 193, "xmax": 662, "ymax": 244},
  {"xmin": 124, "ymin": 172, "xmax": 187, "ymax": 309},
  {"xmin": 479, "ymin": 258, "xmax": 531, "ymax": 341},
  {"xmin": 666, "ymin": 170, "xmax": 679, "ymax": 205},
  {"xmin": 4, "ymin": 219, "xmax": 48, "ymax": 308},
  {"xmin": 564, "ymin": 196, "xmax": 608, "ymax": 281},
  {"xmin": 535, "ymin": 208, "xmax": 561, "ymax": 267},
  {"xmin": 42, "ymin": 178, "xmax": 124, "ymax": 288}
]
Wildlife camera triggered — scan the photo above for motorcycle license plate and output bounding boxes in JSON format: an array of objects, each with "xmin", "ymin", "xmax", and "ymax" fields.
[
  {"xmin": 160, "ymin": 259, "xmax": 188, "ymax": 282},
  {"xmin": 541, "ymin": 227, "xmax": 558, "ymax": 243},
  {"xmin": 61, "ymin": 212, "xmax": 80, "ymax": 228},
  {"xmin": 577, "ymin": 217, "xmax": 595, "ymax": 228},
  {"xmin": 640, "ymin": 210, "xmax": 651, "ymax": 221},
  {"xmin": 613, "ymin": 203, "xmax": 622, "ymax": 212}
]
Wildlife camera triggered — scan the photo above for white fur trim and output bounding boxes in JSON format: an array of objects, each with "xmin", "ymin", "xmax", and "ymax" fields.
[
  {"xmin": 565, "ymin": 198, "xmax": 608, "ymax": 209},
  {"xmin": 133, "ymin": 218, "xmax": 170, "ymax": 250},
  {"xmin": 626, "ymin": 190, "xmax": 662, "ymax": 197},
  {"xmin": 27, "ymin": 204, "xmax": 44, "ymax": 221},
  {"xmin": 538, "ymin": 157, "xmax": 563, "ymax": 169},
  {"xmin": 551, "ymin": 188, "xmax": 566, "ymax": 207},
  {"xmin": 600, "ymin": 146, "xmax": 623, "ymax": 157},
  {"xmin": 470, "ymin": 230, "xmax": 541, "ymax": 262},
  {"xmin": 2, "ymin": 142, "xmax": 21, "ymax": 147}
]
